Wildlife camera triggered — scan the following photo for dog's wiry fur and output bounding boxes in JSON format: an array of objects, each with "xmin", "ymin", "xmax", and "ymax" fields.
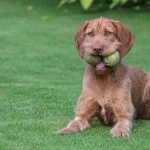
[{"xmin": 57, "ymin": 17, "xmax": 150, "ymax": 137}]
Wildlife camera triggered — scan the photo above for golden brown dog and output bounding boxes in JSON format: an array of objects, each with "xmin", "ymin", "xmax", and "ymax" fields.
[{"xmin": 57, "ymin": 17, "xmax": 150, "ymax": 137}]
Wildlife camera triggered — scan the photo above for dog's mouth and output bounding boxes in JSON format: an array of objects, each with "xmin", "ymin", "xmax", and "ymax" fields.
[
  {"xmin": 84, "ymin": 51, "xmax": 120, "ymax": 71},
  {"xmin": 95, "ymin": 61, "xmax": 107, "ymax": 71}
]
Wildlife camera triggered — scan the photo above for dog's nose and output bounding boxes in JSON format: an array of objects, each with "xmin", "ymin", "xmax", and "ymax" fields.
[{"xmin": 93, "ymin": 45, "xmax": 103, "ymax": 53}]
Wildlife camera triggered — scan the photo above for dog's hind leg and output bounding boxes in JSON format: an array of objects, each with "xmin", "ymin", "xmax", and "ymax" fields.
[{"xmin": 137, "ymin": 77, "xmax": 150, "ymax": 119}]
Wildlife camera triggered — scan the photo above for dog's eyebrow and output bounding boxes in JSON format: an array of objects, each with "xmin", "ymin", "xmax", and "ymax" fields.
[
  {"xmin": 85, "ymin": 28, "xmax": 93, "ymax": 33},
  {"xmin": 104, "ymin": 27, "xmax": 114, "ymax": 32}
]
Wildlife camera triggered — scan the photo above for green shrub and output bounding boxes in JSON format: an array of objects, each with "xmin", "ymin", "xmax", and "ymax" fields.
[{"xmin": 58, "ymin": 0, "xmax": 150, "ymax": 11}]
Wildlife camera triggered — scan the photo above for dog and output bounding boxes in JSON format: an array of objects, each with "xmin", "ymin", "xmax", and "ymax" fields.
[{"xmin": 57, "ymin": 17, "xmax": 150, "ymax": 137}]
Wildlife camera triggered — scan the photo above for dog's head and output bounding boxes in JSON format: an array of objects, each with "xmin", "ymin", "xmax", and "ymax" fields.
[{"xmin": 75, "ymin": 17, "xmax": 135, "ymax": 71}]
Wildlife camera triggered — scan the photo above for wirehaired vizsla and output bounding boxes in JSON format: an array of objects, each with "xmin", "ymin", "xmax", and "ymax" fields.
[{"xmin": 57, "ymin": 17, "xmax": 150, "ymax": 137}]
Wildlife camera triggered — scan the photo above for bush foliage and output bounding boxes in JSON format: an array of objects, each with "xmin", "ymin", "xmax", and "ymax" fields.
[{"xmin": 58, "ymin": 0, "xmax": 150, "ymax": 11}]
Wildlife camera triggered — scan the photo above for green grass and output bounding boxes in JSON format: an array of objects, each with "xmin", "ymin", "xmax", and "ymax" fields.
[{"xmin": 0, "ymin": 0, "xmax": 150, "ymax": 149}]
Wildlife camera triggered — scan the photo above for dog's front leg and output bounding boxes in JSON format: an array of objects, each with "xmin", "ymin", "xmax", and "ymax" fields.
[
  {"xmin": 57, "ymin": 116, "xmax": 91, "ymax": 134},
  {"xmin": 57, "ymin": 91, "xmax": 99, "ymax": 134},
  {"xmin": 110, "ymin": 91, "xmax": 134, "ymax": 138}
]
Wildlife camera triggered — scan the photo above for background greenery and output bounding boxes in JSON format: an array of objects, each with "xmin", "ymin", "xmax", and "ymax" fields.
[
  {"xmin": 58, "ymin": 0, "xmax": 150, "ymax": 10},
  {"xmin": 0, "ymin": 0, "xmax": 150, "ymax": 150}
]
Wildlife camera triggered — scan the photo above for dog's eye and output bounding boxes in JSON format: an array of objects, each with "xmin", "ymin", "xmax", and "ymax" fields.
[
  {"xmin": 105, "ymin": 31, "xmax": 112, "ymax": 36},
  {"xmin": 87, "ymin": 32, "xmax": 93, "ymax": 36}
]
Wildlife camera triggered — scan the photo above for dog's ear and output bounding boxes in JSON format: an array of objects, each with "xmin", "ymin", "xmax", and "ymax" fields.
[
  {"xmin": 111, "ymin": 20, "xmax": 135, "ymax": 58},
  {"xmin": 75, "ymin": 21, "xmax": 89, "ymax": 58}
]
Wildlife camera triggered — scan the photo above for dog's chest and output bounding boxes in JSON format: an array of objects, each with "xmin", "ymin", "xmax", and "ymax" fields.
[
  {"xmin": 96, "ymin": 86, "xmax": 116, "ymax": 125},
  {"xmin": 95, "ymin": 79, "xmax": 117, "ymax": 124},
  {"xmin": 95, "ymin": 79, "xmax": 116, "ymax": 105}
]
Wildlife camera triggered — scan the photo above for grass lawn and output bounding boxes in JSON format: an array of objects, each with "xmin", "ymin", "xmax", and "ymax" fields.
[{"xmin": 0, "ymin": 0, "xmax": 150, "ymax": 149}]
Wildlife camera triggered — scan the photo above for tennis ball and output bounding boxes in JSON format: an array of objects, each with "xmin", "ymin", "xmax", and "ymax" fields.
[
  {"xmin": 103, "ymin": 51, "xmax": 120, "ymax": 66},
  {"xmin": 84, "ymin": 52, "xmax": 101, "ymax": 65}
]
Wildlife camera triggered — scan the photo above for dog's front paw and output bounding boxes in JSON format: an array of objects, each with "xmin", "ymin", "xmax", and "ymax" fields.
[
  {"xmin": 110, "ymin": 124, "xmax": 131, "ymax": 138},
  {"xmin": 57, "ymin": 120, "xmax": 80, "ymax": 134},
  {"xmin": 57, "ymin": 127, "xmax": 78, "ymax": 134}
]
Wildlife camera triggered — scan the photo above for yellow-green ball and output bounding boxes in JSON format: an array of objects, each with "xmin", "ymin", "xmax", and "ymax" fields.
[
  {"xmin": 84, "ymin": 53, "xmax": 101, "ymax": 65},
  {"xmin": 103, "ymin": 51, "xmax": 120, "ymax": 66}
]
